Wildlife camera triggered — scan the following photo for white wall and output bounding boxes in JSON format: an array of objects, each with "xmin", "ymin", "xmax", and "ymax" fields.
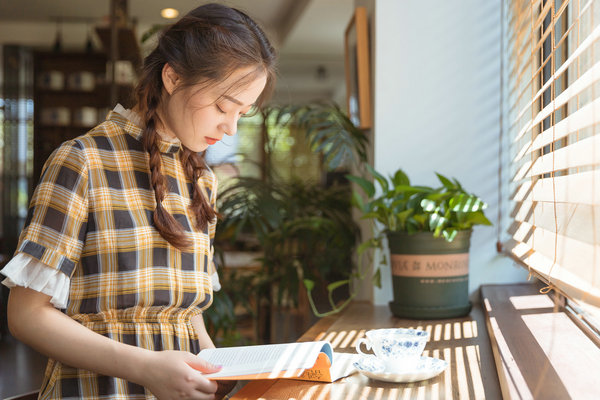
[{"xmin": 368, "ymin": 0, "xmax": 529, "ymax": 305}]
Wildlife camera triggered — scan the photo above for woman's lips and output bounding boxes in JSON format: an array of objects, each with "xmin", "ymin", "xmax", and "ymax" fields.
[{"xmin": 205, "ymin": 137, "xmax": 219, "ymax": 145}]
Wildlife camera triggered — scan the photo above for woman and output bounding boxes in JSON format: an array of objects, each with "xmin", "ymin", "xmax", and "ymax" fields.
[{"xmin": 1, "ymin": 3, "xmax": 276, "ymax": 399}]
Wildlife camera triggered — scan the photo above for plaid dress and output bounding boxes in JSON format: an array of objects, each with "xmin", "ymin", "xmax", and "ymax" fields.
[{"xmin": 16, "ymin": 110, "xmax": 217, "ymax": 399}]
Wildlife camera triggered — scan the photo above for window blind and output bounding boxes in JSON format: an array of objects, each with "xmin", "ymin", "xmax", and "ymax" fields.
[{"xmin": 504, "ymin": 0, "xmax": 600, "ymax": 309}]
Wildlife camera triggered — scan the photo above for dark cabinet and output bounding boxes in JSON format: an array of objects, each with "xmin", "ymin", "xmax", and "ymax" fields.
[{"xmin": 33, "ymin": 51, "xmax": 133, "ymax": 181}]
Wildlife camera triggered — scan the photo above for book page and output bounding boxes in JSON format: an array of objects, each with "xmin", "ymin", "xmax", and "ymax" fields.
[
  {"xmin": 199, "ymin": 341, "xmax": 332, "ymax": 379},
  {"xmin": 329, "ymin": 352, "xmax": 360, "ymax": 381}
]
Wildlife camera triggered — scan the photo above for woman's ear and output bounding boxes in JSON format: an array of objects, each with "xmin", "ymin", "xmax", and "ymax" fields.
[{"xmin": 162, "ymin": 63, "xmax": 180, "ymax": 95}]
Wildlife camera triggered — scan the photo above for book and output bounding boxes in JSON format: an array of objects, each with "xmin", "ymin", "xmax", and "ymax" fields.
[{"xmin": 197, "ymin": 341, "xmax": 358, "ymax": 382}]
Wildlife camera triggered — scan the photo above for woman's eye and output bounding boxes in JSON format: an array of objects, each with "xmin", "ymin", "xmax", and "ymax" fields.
[{"xmin": 216, "ymin": 105, "xmax": 226, "ymax": 114}]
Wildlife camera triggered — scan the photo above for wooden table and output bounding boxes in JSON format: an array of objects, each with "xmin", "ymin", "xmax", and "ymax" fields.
[{"xmin": 231, "ymin": 301, "xmax": 502, "ymax": 399}]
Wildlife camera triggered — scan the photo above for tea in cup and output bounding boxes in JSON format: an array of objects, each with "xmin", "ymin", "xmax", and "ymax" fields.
[{"xmin": 355, "ymin": 328, "xmax": 429, "ymax": 372}]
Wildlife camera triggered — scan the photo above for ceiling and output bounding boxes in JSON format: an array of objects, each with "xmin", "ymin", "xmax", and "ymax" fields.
[{"xmin": 0, "ymin": 0, "xmax": 354, "ymax": 103}]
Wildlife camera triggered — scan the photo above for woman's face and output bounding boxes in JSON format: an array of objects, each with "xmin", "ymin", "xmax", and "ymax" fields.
[{"xmin": 159, "ymin": 65, "xmax": 268, "ymax": 152}]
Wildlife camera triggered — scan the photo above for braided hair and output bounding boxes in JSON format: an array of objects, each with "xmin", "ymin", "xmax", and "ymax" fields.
[{"xmin": 133, "ymin": 3, "xmax": 276, "ymax": 250}]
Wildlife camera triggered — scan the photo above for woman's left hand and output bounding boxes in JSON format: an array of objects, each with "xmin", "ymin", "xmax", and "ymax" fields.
[{"xmin": 215, "ymin": 380, "xmax": 237, "ymax": 399}]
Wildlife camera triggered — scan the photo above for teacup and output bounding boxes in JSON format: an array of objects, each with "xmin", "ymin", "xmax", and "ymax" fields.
[{"xmin": 355, "ymin": 328, "xmax": 429, "ymax": 372}]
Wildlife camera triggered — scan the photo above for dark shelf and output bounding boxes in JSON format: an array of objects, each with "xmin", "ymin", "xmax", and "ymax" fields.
[
  {"xmin": 33, "ymin": 51, "xmax": 134, "ymax": 181},
  {"xmin": 95, "ymin": 26, "xmax": 142, "ymax": 70}
]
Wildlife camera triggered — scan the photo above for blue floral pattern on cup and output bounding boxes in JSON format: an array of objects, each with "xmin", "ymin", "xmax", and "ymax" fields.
[{"xmin": 355, "ymin": 328, "xmax": 430, "ymax": 372}]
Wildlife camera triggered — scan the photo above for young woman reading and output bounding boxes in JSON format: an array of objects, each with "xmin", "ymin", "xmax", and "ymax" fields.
[{"xmin": 1, "ymin": 3, "xmax": 276, "ymax": 399}]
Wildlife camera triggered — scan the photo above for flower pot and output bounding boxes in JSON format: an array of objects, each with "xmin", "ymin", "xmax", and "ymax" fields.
[{"xmin": 387, "ymin": 230, "xmax": 472, "ymax": 319}]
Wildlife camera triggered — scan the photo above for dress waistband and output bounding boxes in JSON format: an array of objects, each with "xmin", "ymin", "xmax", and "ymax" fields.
[{"xmin": 70, "ymin": 306, "xmax": 203, "ymax": 325}]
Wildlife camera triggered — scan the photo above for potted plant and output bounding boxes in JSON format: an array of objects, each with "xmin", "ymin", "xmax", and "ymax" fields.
[
  {"xmin": 348, "ymin": 166, "xmax": 492, "ymax": 319},
  {"xmin": 214, "ymin": 104, "xmax": 367, "ymax": 341}
]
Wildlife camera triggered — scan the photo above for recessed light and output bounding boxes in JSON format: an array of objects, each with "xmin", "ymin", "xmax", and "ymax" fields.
[{"xmin": 161, "ymin": 8, "xmax": 179, "ymax": 19}]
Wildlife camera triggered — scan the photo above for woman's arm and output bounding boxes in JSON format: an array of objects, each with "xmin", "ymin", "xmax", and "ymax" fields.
[
  {"xmin": 191, "ymin": 314, "xmax": 216, "ymax": 350},
  {"xmin": 191, "ymin": 314, "xmax": 237, "ymax": 399},
  {"xmin": 8, "ymin": 286, "xmax": 220, "ymax": 400}
]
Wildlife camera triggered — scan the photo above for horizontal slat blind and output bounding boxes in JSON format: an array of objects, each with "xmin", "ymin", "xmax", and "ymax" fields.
[
  {"xmin": 512, "ymin": 172, "xmax": 600, "ymax": 203},
  {"xmin": 505, "ymin": 0, "xmax": 600, "ymax": 309}
]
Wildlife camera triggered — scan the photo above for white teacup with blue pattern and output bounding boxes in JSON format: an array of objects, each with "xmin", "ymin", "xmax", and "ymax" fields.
[{"xmin": 355, "ymin": 328, "xmax": 429, "ymax": 372}]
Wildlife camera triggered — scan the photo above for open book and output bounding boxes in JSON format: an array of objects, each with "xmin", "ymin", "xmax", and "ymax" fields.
[{"xmin": 198, "ymin": 341, "xmax": 358, "ymax": 382}]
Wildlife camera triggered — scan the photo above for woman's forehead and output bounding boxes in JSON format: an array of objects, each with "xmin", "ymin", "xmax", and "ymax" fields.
[{"xmin": 212, "ymin": 68, "xmax": 267, "ymax": 103}]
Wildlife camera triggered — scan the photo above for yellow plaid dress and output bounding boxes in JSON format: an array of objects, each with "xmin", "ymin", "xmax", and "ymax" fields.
[{"xmin": 16, "ymin": 111, "xmax": 217, "ymax": 399}]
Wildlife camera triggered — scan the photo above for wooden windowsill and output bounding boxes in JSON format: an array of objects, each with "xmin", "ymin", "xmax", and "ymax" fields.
[
  {"xmin": 232, "ymin": 301, "xmax": 503, "ymax": 399},
  {"xmin": 481, "ymin": 283, "xmax": 600, "ymax": 399}
]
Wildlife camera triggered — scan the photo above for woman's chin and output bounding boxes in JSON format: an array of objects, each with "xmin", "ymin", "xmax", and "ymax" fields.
[{"xmin": 184, "ymin": 143, "xmax": 209, "ymax": 153}]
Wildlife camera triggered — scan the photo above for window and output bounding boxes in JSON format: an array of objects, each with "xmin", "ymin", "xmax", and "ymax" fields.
[
  {"xmin": 206, "ymin": 110, "xmax": 323, "ymax": 194},
  {"xmin": 503, "ymin": 0, "xmax": 600, "ymax": 332}
]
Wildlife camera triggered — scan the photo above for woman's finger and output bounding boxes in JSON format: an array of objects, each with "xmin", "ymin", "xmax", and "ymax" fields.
[{"xmin": 187, "ymin": 353, "xmax": 223, "ymax": 374}]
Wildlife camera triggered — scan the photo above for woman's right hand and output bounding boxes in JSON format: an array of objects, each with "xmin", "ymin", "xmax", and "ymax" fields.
[{"xmin": 142, "ymin": 350, "xmax": 222, "ymax": 400}]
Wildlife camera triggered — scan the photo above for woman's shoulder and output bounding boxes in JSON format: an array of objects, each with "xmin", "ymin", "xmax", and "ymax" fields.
[
  {"xmin": 65, "ymin": 113, "xmax": 141, "ymax": 152},
  {"xmin": 43, "ymin": 117, "xmax": 130, "ymax": 169}
]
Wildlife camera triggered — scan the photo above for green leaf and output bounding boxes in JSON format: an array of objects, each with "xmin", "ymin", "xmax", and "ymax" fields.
[
  {"xmin": 452, "ymin": 177, "xmax": 465, "ymax": 191},
  {"xmin": 308, "ymin": 126, "xmax": 337, "ymax": 148},
  {"xmin": 412, "ymin": 214, "xmax": 428, "ymax": 227},
  {"xmin": 327, "ymin": 280, "xmax": 350, "ymax": 292},
  {"xmin": 442, "ymin": 228, "xmax": 458, "ymax": 241},
  {"xmin": 365, "ymin": 164, "xmax": 389, "ymax": 193},
  {"xmin": 346, "ymin": 175, "xmax": 375, "ymax": 197},
  {"xmin": 429, "ymin": 212, "xmax": 447, "ymax": 231},
  {"xmin": 351, "ymin": 191, "xmax": 365, "ymax": 211},
  {"xmin": 436, "ymin": 172, "xmax": 456, "ymax": 190},
  {"xmin": 360, "ymin": 211, "xmax": 381, "ymax": 220},
  {"xmin": 421, "ymin": 198, "xmax": 439, "ymax": 212},
  {"xmin": 462, "ymin": 210, "xmax": 493, "ymax": 226},
  {"xmin": 392, "ymin": 169, "xmax": 410, "ymax": 186},
  {"xmin": 406, "ymin": 223, "xmax": 418, "ymax": 234},
  {"xmin": 315, "ymin": 135, "xmax": 335, "ymax": 154},
  {"xmin": 449, "ymin": 194, "xmax": 488, "ymax": 212},
  {"xmin": 357, "ymin": 238, "xmax": 379, "ymax": 255},
  {"xmin": 327, "ymin": 147, "xmax": 348, "ymax": 170},
  {"xmin": 425, "ymin": 192, "xmax": 451, "ymax": 202},
  {"xmin": 390, "ymin": 198, "xmax": 408, "ymax": 212},
  {"xmin": 394, "ymin": 185, "xmax": 431, "ymax": 196},
  {"xmin": 303, "ymin": 279, "xmax": 315, "ymax": 291},
  {"xmin": 396, "ymin": 208, "xmax": 414, "ymax": 230},
  {"xmin": 372, "ymin": 268, "xmax": 382, "ymax": 288}
]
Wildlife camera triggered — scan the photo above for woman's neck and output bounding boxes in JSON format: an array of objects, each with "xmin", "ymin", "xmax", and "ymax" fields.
[{"xmin": 131, "ymin": 105, "xmax": 179, "ymax": 143}]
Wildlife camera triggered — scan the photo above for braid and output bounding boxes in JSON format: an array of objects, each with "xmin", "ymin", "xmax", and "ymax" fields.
[
  {"xmin": 132, "ymin": 2, "xmax": 277, "ymax": 249},
  {"xmin": 180, "ymin": 148, "xmax": 218, "ymax": 231},
  {"xmin": 141, "ymin": 81, "xmax": 192, "ymax": 250}
]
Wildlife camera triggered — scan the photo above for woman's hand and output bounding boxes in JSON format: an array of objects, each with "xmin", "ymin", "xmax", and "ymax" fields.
[{"xmin": 142, "ymin": 350, "xmax": 222, "ymax": 400}]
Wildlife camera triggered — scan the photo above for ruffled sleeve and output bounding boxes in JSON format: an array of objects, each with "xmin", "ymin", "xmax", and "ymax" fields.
[{"xmin": 1, "ymin": 252, "xmax": 70, "ymax": 309}]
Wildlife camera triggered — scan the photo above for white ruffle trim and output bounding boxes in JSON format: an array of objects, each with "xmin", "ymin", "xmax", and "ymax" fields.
[
  {"xmin": 113, "ymin": 104, "xmax": 180, "ymax": 144},
  {"xmin": 1, "ymin": 253, "xmax": 70, "ymax": 309},
  {"xmin": 211, "ymin": 271, "xmax": 221, "ymax": 292}
]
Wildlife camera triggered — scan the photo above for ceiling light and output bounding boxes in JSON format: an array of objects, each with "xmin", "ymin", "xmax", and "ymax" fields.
[{"xmin": 161, "ymin": 8, "xmax": 179, "ymax": 19}]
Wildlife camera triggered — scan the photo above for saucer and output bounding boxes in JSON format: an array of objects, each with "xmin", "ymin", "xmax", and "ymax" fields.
[{"xmin": 353, "ymin": 355, "xmax": 448, "ymax": 383}]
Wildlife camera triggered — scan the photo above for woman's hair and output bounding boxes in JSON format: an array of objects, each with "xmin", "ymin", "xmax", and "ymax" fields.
[{"xmin": 134, "ymin": 3, "xmax": 277, "ymax": 250}]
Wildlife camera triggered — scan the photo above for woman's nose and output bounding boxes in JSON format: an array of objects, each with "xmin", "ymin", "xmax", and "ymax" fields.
[
  {"xmin": 222, "ymin": 116, "xmax": 238, "ymax": 136},
  {"xmin": 225, "ymin": 122, "xmax": 237, "ymax": 136}
]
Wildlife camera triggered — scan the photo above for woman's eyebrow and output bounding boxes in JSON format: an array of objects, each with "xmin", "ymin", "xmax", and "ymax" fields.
[{"xmin": 223, "ymin": 95, "xmax": 244, "ymax": 105}]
